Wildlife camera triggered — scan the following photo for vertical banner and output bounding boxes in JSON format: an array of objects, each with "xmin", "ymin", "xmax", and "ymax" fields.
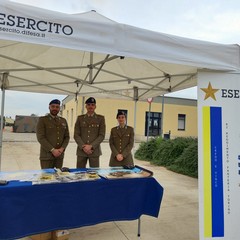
[{"xmin": 198, "ymin": 71, "xmax": 240, "ymax": 240}]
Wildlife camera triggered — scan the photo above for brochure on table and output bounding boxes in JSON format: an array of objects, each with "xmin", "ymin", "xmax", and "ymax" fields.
[{"xmin": 0, "ymin": 166, "xmax": 153, "ymax": 185}]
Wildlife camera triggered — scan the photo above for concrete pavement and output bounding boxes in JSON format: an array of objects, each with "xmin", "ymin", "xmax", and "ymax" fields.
[{"xmin": 1, "ymin": 127, "xmax": 199, "ymax": 240}]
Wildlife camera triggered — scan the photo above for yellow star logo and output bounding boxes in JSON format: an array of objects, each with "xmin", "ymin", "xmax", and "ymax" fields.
[{"xmin": 201, "ymin": 82, "xmax": 219, "ymax": 101}]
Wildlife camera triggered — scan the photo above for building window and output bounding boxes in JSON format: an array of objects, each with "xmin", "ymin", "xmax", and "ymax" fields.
[
  {"xmin": 145, "ymin": 112, "xmax": 161, "ymax": 136},
  {"xmin": 178, "ymin": 114, "xmax": 186, "ymax": 131}
]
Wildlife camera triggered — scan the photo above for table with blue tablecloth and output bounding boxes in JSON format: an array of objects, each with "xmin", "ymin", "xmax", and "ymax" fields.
[{"xmin": 0, "ymin": 168, "xmax": 164, "ymax": 240}]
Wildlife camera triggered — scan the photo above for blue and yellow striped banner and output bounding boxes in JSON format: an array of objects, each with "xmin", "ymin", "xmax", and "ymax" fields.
[{"xmin": 203, "ymin": 106, "xmax": 224, "ymax": 237}]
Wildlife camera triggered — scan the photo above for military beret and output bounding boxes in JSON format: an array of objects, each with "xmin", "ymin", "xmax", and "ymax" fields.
[
  {"xmin": 85, "ymin": 97, "xmax": 96, "ymax": 104},
  {"xmin": 116, "ymin": 111, "xmax": 126, "ymax": 118},
  {"xmin": 49, "ymin": 99, "xmax": 61, "ymax": 105}
]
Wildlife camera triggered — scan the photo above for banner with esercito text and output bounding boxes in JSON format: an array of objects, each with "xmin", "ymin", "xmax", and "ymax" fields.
[{"xmin": 198, "ymin": 71, "xmax": 240, "ymax": 240}]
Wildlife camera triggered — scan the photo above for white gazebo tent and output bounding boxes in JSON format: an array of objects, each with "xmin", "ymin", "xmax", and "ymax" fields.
[
  {"xmin": 0, "ymin": 0, "xmax": 238, "ymax": 97},
  {"xmin": 0, "ymin": 0, "xmax": 239, "ymax": 165},
  {"xmin": 1, "ymin": 1, "xmax": 240, "ymax": 239}
]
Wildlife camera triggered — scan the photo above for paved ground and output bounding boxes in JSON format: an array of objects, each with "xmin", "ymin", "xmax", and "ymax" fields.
[{"xmin": 1, "ymin": 127, "xmax": 199, "ymax": 240}]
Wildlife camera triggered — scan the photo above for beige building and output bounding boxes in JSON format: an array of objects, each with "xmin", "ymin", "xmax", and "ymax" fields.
[{"xmin": 62, "ymin": 96, "xmax": 197, "ymax": 141}]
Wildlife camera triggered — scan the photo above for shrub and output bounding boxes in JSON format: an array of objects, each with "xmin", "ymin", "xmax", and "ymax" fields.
[
  {"xmin": 152, "ymin": 137, "xmax": 194, "ymax": 166},
  {"xmin": 151, "ymin": 139, "xmax": 173, "ymax": 166},
  {"xmin": 134, "ymin": 138, "xmax": 157, "ymax": 161},
  {"xmin": 135, "ymin": 136, "xmax": 198, "ymax": 178},
  {"xmin": 168, "ymin": 139, "xmax": 198, "ymax": 178}
]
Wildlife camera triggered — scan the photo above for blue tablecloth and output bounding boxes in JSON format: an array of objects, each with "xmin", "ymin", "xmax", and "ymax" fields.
[{"xmin": 0, "ymin": 173, "xmax": 164, "ymax": 240}]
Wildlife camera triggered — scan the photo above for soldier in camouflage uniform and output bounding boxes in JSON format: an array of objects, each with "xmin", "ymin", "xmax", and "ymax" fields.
[
  {"xmin": 74, "ymin": 97, "xmax": 106, "ymax": 168},
  {"xmin": 36, "ymin": 99, "xmax": 70, "ymax": 169},
  {"xmin": 109, "ymin": 111, "xmax": 134, "ymax": 167}
]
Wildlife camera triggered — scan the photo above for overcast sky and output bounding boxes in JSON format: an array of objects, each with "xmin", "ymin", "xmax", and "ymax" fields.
[{"xmin": 1, "ymin": 0, "xmax": 240, "ymax": 118}]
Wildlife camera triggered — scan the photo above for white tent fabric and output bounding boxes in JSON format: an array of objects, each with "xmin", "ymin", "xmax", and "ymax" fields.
[
  {"xmin": 1, "ymin": 2, "xmax": 240, "ymax": 235},
  {"xmin": 0, "ymin": 0, "xmax": 239, "ymax": 101},
  {"xmin": 0, "ymin": 0, "xmax": 240, "ymax": 169}
]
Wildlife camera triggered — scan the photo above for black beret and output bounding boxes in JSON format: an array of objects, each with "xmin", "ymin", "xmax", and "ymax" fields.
[
  {"xmin": 85, "ymin": 97, "xmax": 96, "ymax": 104},
  {"xmin": 49, "ymin": 99, "xmax": 61, "ymax": 105},
  {"xmin": 116, "ymin": 111, "xmax": 126, "ymax": 118}
]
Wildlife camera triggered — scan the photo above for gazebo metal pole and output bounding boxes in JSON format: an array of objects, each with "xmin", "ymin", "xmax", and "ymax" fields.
[
  {"xmin": 137, "ymin": 218, "xmax": 141, "ymax": 238},
  {"xmin": 81, "ymin": 96, "xmax": 85, "ymax": 115},
  {"xmin": 161, "ymin": 94, "xmax": 164, "ymax": 138},
  {"xmin": 133, "ymin": 87, "xmax": 138, "ymax": 153},
  {"xmin": 0, "ymin": 75, "xmax": 7, "ymax": 171}
]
